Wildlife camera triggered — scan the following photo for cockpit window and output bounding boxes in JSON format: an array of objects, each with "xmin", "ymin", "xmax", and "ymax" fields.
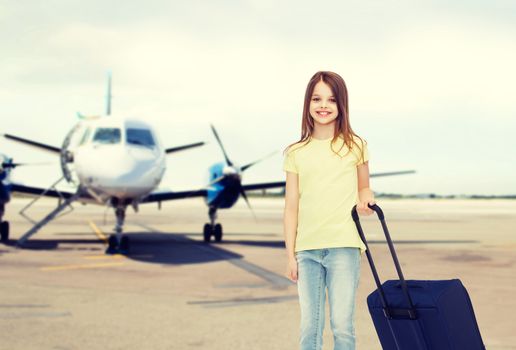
[
  {"xmin": 126, "ymin": 128, "xmax": 155, "ymax": 147},
  {"xmin": 93, "ymin": 128, "xmax": 121, "ymax": 144}
]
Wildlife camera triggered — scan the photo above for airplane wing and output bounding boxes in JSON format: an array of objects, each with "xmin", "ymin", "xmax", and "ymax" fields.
[
  {"xmin": 141, "ymin": 189, "xmax": 208, "ymax": 203},
  {"xmin": 370, "ymin": 170, "xmax": 416, "ymax": 178},
  {"xmin": 10, "ymin": 183, "xmax": 75, "ymax": 198},
  {"xmin": 9, "ymin": 183, "xmax": 97, "ymax": 204},
  {"xmin": 11, "ymin": 181, "xmax": 207, "ymax": 205},
  {"xmin": 10, "ymin": 169, "xmax": 415, "ymax": 204},
  {"xmin": 142, "ymin": 180, "xmax": 285, "ymax": 203},
  {"xmin": 239, "ymin": 170, "xmax": 416, "ymax": 191},
  {"xmin": 142, "ymin": 169, "xmax": 417, "ymax": 203},
  {"xmin": 241, "ymin": 181, "xmax": 286, "ymax": 191}
]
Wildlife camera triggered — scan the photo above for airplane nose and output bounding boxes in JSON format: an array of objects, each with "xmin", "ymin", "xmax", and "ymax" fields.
[{"xmin": 74, "ymin": 146, "xmax": 161, "ymax": 190}]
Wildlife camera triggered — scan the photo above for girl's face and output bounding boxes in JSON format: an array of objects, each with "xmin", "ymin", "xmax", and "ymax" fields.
[{"xmin": 309, "ymin": 80, "xmax": 339, "ymax": 126}]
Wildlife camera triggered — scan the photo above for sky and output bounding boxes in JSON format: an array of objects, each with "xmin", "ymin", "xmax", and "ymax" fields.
[{"xmin": 1, "ymin": 0, "xmax": 515, "ymax": 195}]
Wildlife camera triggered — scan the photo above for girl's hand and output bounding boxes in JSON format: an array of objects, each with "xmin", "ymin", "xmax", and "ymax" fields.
[
  {"xmin": 357, "ymin": 188, "xmax": 375, "ymax": 216},
  {"xmin": 286, "ymin": 257, "xmax": 298, "ymax": 283},
  {"xmin": 357, "ymin": 200, "xmax": 376, "ymax": 216}
]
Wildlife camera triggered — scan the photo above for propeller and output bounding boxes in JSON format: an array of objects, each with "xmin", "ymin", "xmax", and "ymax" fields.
[
  {"xmin": 210, "ymin": 124, "xmax": 279, "ymax": 222},
  {"xmin": 210, "ymin": 124, "xmax": 233, "ymax": 166}
]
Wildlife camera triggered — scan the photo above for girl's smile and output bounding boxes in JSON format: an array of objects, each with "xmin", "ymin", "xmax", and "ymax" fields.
[{"xmin": 315, "ymin": 110, "xmax": 331, "ymax": 117}]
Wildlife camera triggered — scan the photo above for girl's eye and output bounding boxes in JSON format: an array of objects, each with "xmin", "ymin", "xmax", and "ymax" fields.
[
  {"xmin": 329, "ymin": 98, "xmax": 336, "ymax": 103},
  {"xmin": 311, "ymin": 97, "xmax": 320, "ymax": 102}
]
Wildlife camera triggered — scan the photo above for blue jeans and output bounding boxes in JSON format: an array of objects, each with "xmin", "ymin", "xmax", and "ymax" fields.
[{"xmin": 296, "ymin": 247, "xmax": 361, "ymax": 350}]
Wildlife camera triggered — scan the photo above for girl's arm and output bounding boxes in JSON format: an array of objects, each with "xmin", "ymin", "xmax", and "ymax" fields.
[
  {"xmin": 357, "ymin": 161, "xmax": 375, "ymax": 215},
  {"xmin": 284, "ymin": 171, "xmax": 299, "ymax": 282}
]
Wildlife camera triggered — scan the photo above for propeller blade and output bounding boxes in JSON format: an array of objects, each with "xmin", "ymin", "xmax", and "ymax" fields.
[
  {"xmin": 239, "ymin": 186, "xmax": 257, "ymax": 222},
  {"xmin": 206, "ymin": 175, "xmax": 226, "ymax": 187},
  {"xmin": 2, "ymin": 161, "xmax": 53, "ymax": 169},
  {"xmin": 210, "ymin": 124, "xmax": 233, "ymax": 166},
  {"xmin": 240, "ymin": 150, "xmax": 279, "ymax": 172}
]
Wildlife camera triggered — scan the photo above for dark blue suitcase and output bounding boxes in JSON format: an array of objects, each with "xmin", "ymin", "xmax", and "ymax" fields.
[{"xmin": 351, "ymin": 204, "xmax": 485, "ymax": 350}]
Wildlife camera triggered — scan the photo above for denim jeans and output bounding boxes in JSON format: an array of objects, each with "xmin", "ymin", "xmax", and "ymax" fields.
[{"xmin": 296, "ymin": 247, "xmax": 361, "ymax": 350}]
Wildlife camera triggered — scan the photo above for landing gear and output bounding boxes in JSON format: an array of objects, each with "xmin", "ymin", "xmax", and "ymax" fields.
[
  {"xmin": 203, "ymin": 223, "xmax": 211, "ymax": 243},
  {"xmin": 106, "ymin": 234, "xmax": 130, "ymax": 254},
  {"xmin": 105, "ymin": 205, "xmax": 130, "ymax": 254},
  {"xmin": 0, "ymin": 221, "xmax": 9, "ymax": 242},
  {"xmin": 203, "ymin": 207, "xmax": 223, "ymax": 243},
  {"xmin": 106, "ymin": 235, "xmax": 118, "ymax": 254},
  {"xmin": 214, "ymin": 223, "xmax": 222, "ymax": 242},
  {"xmin": 1, "ymin": 203, "xmax": 10, "ymax": 242}
]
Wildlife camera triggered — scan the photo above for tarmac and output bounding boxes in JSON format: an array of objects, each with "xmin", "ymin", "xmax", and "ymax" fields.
[{"xmin": 0, "ymin": 197, "xmax": 515, "ymax": 350}]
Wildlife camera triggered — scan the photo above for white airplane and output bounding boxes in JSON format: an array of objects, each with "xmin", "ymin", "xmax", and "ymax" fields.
[
  {"xmin": 2, "ymin": 75, "xmax": 416, "ymax": 254},
  {"xmin": 2, "ymin": 75, "xmax": 208, "ymax": 253}
]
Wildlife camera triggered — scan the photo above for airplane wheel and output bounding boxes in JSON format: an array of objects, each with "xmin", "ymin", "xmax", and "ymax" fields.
[
  {"xmin": 106, "ymin": 235, "xmax": 119, "ymax": 254},
  {"xmin": 120, "ymin": 236, "xmax": 130, "ymax": 254},
  {"xmin": 214, "ymin": 224, "xmax": 222, "ymax": 242},
  {"xmin": 0, "ymin": 221, "xmax": 9, "ymax": 242},
  {"xmin": 203, "ymin": 223, "xmax": 211, "ymax": 243}
]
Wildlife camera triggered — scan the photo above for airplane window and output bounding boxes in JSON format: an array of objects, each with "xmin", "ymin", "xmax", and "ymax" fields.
[
  {"xmin": 93, "ymin": 128, "xmax": 121, "ymax": 144},
  {"xmin": 126, "ymin": 128, "xmax": 155, "ymax": 147}
]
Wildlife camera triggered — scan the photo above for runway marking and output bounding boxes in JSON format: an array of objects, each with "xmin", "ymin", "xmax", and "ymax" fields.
[
  {"xmin": 82, "ymin": 254, "xmax": 154, "ymax": 260},
  {"xmin": 88, "ymin": 220, "xmax": 108, "ymax": 244},
  {"xmin": 40, "ymin": 262, "xmax": 125, "ymax": 271},
  {"xmin": 83, "ymin": 254, "xmax": 126, "ymax": 260}
]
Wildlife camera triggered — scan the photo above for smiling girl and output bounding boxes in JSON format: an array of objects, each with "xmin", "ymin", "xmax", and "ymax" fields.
[{"xmin": 283, "ymin": 71, "xmax": 375, "ymax": 350}]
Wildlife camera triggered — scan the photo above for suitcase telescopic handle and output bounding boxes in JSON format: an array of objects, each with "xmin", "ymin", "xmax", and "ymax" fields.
[{"xmin": 352, "ymin": 203, "xmax": 418, "ymax": 320}]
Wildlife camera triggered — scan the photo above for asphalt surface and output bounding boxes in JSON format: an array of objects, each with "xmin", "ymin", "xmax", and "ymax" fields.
[{"xmin": 1, "ymin": 197, "xmax": 515, "ymax": 350}]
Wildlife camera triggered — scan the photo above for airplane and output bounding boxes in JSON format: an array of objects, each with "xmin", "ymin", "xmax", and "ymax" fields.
[
  {"xmin": 2, "ymin": 74, "xmax": 416, "ymax": 254},
  {"xmin": 1, "ymin": 74, "xmax": 208, "ymax": 253}
]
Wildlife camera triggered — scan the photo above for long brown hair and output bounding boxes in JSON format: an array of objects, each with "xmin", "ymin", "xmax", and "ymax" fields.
[{"xmin": 283, "ymin": 71, "xmax": 365, "ymax": 163}]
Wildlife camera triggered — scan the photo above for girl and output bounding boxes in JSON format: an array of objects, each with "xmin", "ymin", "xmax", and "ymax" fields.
[{"xmin": 283, "ymin": 71, "xmax": 375, "ymax": 350}]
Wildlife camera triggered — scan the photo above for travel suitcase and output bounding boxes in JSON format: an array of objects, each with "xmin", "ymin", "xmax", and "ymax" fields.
[{"xmin": 351, "ymin": 204, "xmax": 485, "ymax": 350}]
